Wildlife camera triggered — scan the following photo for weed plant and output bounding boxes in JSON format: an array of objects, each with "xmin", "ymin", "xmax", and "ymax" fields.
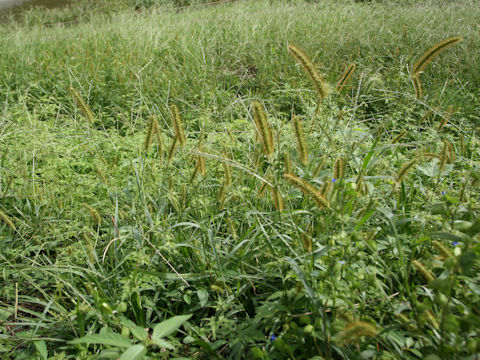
[{"xmin": 0, "ymin": 0, "xmax": 479, "ymax": 359}]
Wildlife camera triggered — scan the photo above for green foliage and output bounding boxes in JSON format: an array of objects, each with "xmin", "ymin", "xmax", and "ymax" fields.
[{"xmin": 0, "ymin": 0, "xmax": 479, "ymax": 359}]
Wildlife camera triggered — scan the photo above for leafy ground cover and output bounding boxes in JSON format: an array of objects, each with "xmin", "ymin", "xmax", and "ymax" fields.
[{"xmin": 1, "ymin": 0, "xmax": 479, "ymax": 358}]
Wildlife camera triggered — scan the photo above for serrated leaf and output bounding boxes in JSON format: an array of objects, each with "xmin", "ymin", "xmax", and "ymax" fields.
[
  {"xmin": 69, "ymin": 329, "xmax": 132, "ymax": 348},
  {"xmin": 120, "ymin": 344, "xmax": 146, "ymax": 360},
  {"xmin": 152, "ymin": 314, "xmax": 192, "ymax": 339}
]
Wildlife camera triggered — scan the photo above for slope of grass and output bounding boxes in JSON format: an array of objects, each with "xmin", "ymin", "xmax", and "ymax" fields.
[{"xmin": 1, "ymin": 0, "xmax": 479, "ymax": 359}]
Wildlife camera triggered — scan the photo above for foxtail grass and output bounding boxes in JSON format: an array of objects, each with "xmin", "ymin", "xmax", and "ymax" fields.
[
  {"xmin": 271, "ymin": 186, "xmax": 284, "ymax": 211},
  {"xmin": 167, "ymin": 136, "xmax": 179, "ymax": 162},
  {"xmin": 336, "ymin": 63, "xmax": 356, "ymax": 94},
  {"xmin": 334, "ymin": 157, "xmax": 346, "ymax": 180},
  {"xmin": 252, "ymin": 101, "xmax": 275, "ymax": 159},
  {"xmin": 396, "ymin": 158, "xmax": 418, "ymax": 183},
  {"xmin": 432, "ymin": 240, "xmax": 454, "ymax": 259},
  {"xmin": 300, "ymin": 231, "xmax": 313, "ymax": 252},
  {"xmin": 334, "ymin": 321, "xmax": 378, "ymax": 346},
  {"xmin": 292, "ymin": 115, "xmax": 308, "ymax": 165},
  {"xmin": 283, "ymin": 152, "xmax": 293, "ymax": 175},
  {"xmin": 411, "ymin": 36, "xmax": 462, "ymax": 98},
  {"xmin": 68, "ymin": 86, "xmax": 96, "ymax": 124},
  {"xmin": 412, "ymin": 259, "xmax": 434, "ymax": 283},
  {"xmin": 283, "ymin": 174, "xmax": 329, "ymax": 209},
  {"xmin": 170, "ymin": 104, "xmax": 187, "ymax": 146},
  {"xmin": 391, "ymin": 130, "xmax": 408, "ymax": 144},
  {"xmin": 144, "ymin": 116, "xmax": 156, "ymax": 152},
  {"xmin": 0, "ymin": 210, "xmax": 16, "ymax": 231},
  {"xmin": 288, "ymin": 44, "xmax": 329, "ymax": 113},
  {"xmin": 412, "ymin": 75, "xmax": 423, "ymax": 99},
  {"xmin": 222, "ymin": 151, "xmax": 232, "ymax": 187},
  {"xmin": 412, "ymin": 36, "xmax": 463, "ymax": 77},
  {"xmin": 82, "ymin": 203, "xmax": 102, "ymax": 225}
]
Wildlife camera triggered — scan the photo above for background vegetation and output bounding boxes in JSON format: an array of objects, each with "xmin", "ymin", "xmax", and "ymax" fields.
[{"xmin": 1, "ymin": 0, "xmax": 479, "ymax": 359}]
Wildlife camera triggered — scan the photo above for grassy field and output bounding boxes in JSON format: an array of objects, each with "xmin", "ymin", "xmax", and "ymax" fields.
[{"xmin": 1, "ymin": 0, "xmax": 480, "ymax": 359}]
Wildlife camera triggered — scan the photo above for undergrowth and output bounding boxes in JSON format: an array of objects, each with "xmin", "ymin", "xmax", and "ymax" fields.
[{"xmin": 0, "ymin": 0, "xmax": 479, "ymax": 359}]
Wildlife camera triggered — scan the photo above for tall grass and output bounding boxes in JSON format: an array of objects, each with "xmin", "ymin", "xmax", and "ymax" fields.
[{"xmin": 0, "ymin": 0, "xmax": 479, "ymax": 359}]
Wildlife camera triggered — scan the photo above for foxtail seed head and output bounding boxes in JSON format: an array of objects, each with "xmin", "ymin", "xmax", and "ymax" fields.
[
  {"xmin": 169, "ymin": 104, "xmax": 186, "ymax": 146},
  {"xmin": 82, "ymin": 203, "xmax": 102, "ymax": 225},
  {"xmin": 68, "ymin": 86, "xmax": 95, "ymax": 124},
  {"xmin": 252, "ymin": 101, "xmax": 274, "ymax": 159},
  {"xmin": 271, "ymin": 187, "xmax": 284, "ymax": 212},
  {"xmin": 432, "ymin": 240, "xmax": 454, "ymax": 259},
  {"xmin": 283, "ymin": 152, "xmax": 293, "ymax": 175},
  {"xmin": 283, "ymin": 174, "xmax": 329, "ymax": 209},
  {"xmin": 288, "ymin": 44, "xmax": 329, "ymax": 110},
  {"xmin": 412, "ymin": 36, "xmax": 462, "ymax": 77},
  {"xmin": 336, "ymin": 63, "xmax": 356, "ymax": 93},
  {"xmin": 167, "ymin": 136, "xmax": 178, "ymax": 162},
  {"xmin": 334, "ymin": 321, "xmax": 378, "ymax": 346},
  {"xmin": 292, "ymin": 115, "xmax": 308, "ymax": 165},
  {"xmin": 412, "ymin": 75, "xmax": 423, "ymax": 99},
  {"xmin": 412, "ymin": 259, "xmax": 435, "ymax": 283},
  {"xmin": 144, "ymin": 116, "xmax": 156, "ymax": 152},
  {"xmin": 334, "ymin": 157, "xmax": 346, "ymax": 180},
  {"xmin": 396, "ymin": 158, "xmax": 418, "ymax": 183},
  {"xmin": 0, "ymin": 210, "xmax": 16, "ymax": 231}
]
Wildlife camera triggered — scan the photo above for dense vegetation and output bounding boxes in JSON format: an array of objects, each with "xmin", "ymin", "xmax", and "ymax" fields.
[{"xmin": 1, "ymin": 0, "xmax": 479, "ymax": 359}]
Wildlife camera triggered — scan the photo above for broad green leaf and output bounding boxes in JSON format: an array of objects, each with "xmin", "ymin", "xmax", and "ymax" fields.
[
  {"xmin": 250, "ymin": 346, "xmax": 265, "ymax": 359},
  {"xmin": 459, "ymin": 251, "xmax": 477, "ymax": 275},
  {"xmin": 150, "ymin": 337, "xmax": 175, "ymax": 350},
  {"xmin": 34, "ymin": 340, "xmax": 48, "ymax": 360},
  {"xmin": 152, "ymin": 314, "xmax": 192, "ymax": 339},
  {"xmin": 465, "ymin": 217, "xmax": 480, "ymax": 236},
  {"xmin": 120, "ymin": 317, "xmax": 148, "ymax": 342},
  {"xmin": 197, "ymin": 289, "xmax": 208, "ymax": 307},
  {"xmin": 130, "ymin": 326, "xmax": 148, "ymax": 342},
  {"xmin": 120, "ymin": 344, "xmax": 146, "ymax": 360},
  {"xmin": 69, "ymin": 329, "xmax": 132, "ymax": 348}
]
